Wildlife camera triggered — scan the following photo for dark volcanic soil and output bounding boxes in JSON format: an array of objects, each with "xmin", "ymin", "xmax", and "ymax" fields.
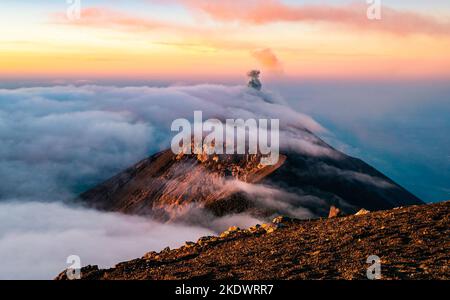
[{"xmin": 57, "ymin": 201, "xmax": 449, "ymax": 280}]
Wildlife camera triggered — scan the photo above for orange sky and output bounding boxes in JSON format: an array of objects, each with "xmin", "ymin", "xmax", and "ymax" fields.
[{"xmin": 1, "ymin": 0, "xmax": 450, "ymax": 80}]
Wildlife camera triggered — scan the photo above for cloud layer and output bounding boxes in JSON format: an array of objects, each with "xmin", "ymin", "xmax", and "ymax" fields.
[
  {"xmin": 0, "ymin": 82, "xmax": 419, "ymax": 280},
  {"xmin": 0, "ymin": 84, "xmax": 326, "ymax": 200},
  {"xmin": 0, "ymin": 83, "xmax": 329, "ymax": 279},
  {"xmin": 274, "ymin": 79, "xmax": 450, "ymax": 202},
  {"xmin": 0, "ymin": 201, "xmax": 213, "ymax": 279}
]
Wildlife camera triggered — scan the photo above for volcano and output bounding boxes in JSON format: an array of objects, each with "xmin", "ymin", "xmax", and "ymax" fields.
[{"xmin": 79, "ymin": 132, "xmax": 423, "ymax": 222}]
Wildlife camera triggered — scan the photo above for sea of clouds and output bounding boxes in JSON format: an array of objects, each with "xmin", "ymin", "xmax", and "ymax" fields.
[
  {"xmin": 2, "ymin": 80, "xmax": 446, "ymax": 278},
  {"xmin": 0, "ymin": 201, "xmax": 214, "ymax": 279},
  {"xmin": 273, "ymin": 80, "xmax": 450, "ymax": 202},
  {"xmin": 0, "ymin": 84, "xmax": 327, "ymax": 200},
  {"xmin": 0, "ymin": 83, "xmax": 329, "ymax": 279}
]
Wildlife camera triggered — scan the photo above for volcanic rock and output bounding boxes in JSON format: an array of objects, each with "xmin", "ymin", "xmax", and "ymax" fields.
[{"xmin": 56, "ymin": 201, "xmax": 449, "ymax": 280}]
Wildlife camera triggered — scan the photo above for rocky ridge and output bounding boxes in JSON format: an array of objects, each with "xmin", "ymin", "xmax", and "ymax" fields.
[{"xmin": 56, "ymin": 200, "xmax": 449, "ymax": 280}]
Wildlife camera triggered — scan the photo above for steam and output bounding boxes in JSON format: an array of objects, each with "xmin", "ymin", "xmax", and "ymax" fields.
[{"xmin": 251, "ymin": 48, "xmax": 283, "ymax": 74}]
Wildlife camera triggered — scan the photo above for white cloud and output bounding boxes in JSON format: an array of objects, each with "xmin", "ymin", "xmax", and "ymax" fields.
[
  {"xmin": 233, "ymin": 180, "xmax": 319, "ymax": 219},
  {"xmin": 315, "ymin": 164, "xmax": 395, "ymax": 189},
  {"xmin": 0, "ymin": 201, "xmax": 214, "ymax": 279},
  {"xmin": 0, "ymin": 84, "xmax": 328, "ymax": 200},
  {"xmin": 0, "ymin": 83, "xmax": 336, "ymax": 279}
]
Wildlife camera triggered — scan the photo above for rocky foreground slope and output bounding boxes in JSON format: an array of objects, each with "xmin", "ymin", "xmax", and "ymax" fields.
[{"xmin": 57, "ymin": 201, "xmax": 449, "ymax": 280}]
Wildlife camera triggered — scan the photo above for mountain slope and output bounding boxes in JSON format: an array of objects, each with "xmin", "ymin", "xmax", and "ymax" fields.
[
  {"xmin": 56, "ymin": 201, "xmax": 449, "ymax": 280},
  {"xmin": 79, "ymin": 133, "xmax": 422, "ymax": 221}
]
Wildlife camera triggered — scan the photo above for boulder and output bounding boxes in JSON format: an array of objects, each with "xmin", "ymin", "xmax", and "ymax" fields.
[
  {"xmin": 355, "ymin": 208, "xmax": 370, "ymax": 216},
  {"xmin": 143, "ymin": 251, "xmax": 157, "ymax": 260},
  {"xmin": 184, "ymin": 241, "xmax": 196, "ymax": 247},
  {"xmin": 248, "ymin": 224, "xmax": 263, "ymax": 233},
  {"xmin": 197, "ymin": 236, "xmax": 217, "ymax": 245},
  {"xmin": 272, "ymin": 216, "xmax": 292, "ymax": 224},
  {"xmin": 228, "ymin": 226, "xmax": 240, "ymax": 232},
  {"xmin": 219, "ymin": 226, "xmax": 241, "ymax": 238},
  {"xmin": 328, "ymin": 206, "xmax": 341, "ymax": 218},
  {"xmin": 261, "ymin": 223, "xmax": 278, "ymax": 233}
]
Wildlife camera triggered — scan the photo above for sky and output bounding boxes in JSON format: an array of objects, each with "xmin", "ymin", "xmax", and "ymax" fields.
[{"xmin": 1, "ymin": 0, "xmax": 450, "ymax": 81}]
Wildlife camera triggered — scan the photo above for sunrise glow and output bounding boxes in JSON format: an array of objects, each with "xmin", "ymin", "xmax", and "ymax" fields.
[{"xmin": 1, "ymin": 0, "xmax": 450, "ymax": 80}]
